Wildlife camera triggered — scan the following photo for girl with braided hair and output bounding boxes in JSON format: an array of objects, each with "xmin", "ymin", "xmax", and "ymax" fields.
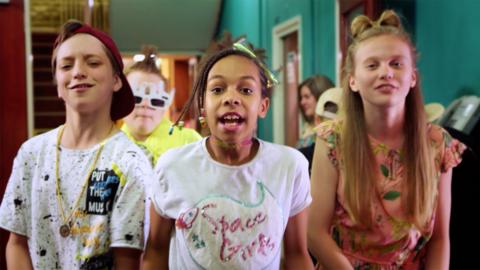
[
  {"xmin": 308, "ymin": 10, "xmax": 465, "ymax": 269},
  {"xmin": 143, "ymin": 34, "xmax": 313, "ymax": 269}
]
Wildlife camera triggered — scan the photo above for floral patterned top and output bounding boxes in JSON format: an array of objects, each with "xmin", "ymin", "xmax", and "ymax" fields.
[
  {"xmin": 297, "ymin": 123, "xmax": 316, "ymax": 148},
  {"xmin": 316, "ymin": 120, "xmax": 465, "ymax": 270}
]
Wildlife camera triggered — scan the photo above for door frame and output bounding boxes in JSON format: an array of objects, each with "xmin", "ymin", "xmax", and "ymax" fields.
[
  {"xmin": 271, "ymin": 15, "xmax": 302, "ymax": 145},
  {"xmin": 26, "ymin": 0, "xmax": 34, "ymax": 137}
]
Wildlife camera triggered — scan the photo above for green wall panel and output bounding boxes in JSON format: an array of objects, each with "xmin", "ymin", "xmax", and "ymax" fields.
[
  {"xmin": 218, "ymin": 0, "xmax": 260, "ymax": 45},
  {"xmin": 313, "ymin": 0, "xmax": 336, "ymax": 82},
  {"xmin": 416, "ymin": 0, "xmax": 480, "ymax": 106}
]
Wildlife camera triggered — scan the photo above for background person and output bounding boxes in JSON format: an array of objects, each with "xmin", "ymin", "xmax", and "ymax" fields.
[
  {"xmin": 297, "ymin": 75, "xmax": 334, "ymax": 148},
  {"xmin": 121, "ymin": 45, "xmax": 202, "ymax": 166}
]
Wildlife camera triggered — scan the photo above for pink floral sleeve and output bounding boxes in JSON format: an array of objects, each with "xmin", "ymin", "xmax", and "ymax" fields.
[
  {"xmin": 439, "ymin": 128, "xmax": 466, "ymax": 173},
  {"xmin": 315, "ymin": 120, "xmax": 341, "ymax": 168},
  {"xmin": 429, "ymin": 124, "xmax": 466, "ymax": 173}
]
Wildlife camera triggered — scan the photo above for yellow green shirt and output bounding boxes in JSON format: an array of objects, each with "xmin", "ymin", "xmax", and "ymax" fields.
[{"xmin": 121, "ymin": 118, "xmax": 202, "ymax": 165}]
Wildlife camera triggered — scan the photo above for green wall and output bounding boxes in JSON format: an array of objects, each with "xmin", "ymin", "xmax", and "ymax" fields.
[
  {"xmin": 219, "ymin": 0, "xmax": 336, "ymax": 141},
  {"xmin": 218, "ymin": 0, "xmax": 260, "ymax": 45},
  {"xmin": 312, "ymin": 0, "xmax": 336, "ymax": 81},
  {"xmin": 416, "ymin": 0, "xmax": 480, "ymax": 106}
]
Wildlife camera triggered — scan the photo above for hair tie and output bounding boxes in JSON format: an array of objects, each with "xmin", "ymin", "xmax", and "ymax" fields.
[{"xmin": 233, "ymin": 39, "xmax": 279, "ymax": 88}]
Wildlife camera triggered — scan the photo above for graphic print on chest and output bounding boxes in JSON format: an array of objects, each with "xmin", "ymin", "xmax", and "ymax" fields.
[
  {"xmin": 86, "ymin": 169, "xmax": 120, "ymax": 215},
  {"xmin": 176, "ymin": 182, "xmax": 283, "ymax": 269}
]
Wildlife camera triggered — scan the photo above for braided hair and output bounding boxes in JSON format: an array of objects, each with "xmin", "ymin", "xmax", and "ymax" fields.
[{"xmin": 171, "ymin": 33, "xmax": 274, "ymax": 130}]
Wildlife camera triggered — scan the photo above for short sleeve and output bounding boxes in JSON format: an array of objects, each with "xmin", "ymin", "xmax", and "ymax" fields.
[
  {"xmin": 150, "ymin": 164, "xmax": 170, "ymax": 218},
  {"xmin": 109, "ymin": 157, "xmax": 149, "ymax": 250},
  {"xmin": 438, "ymin": 128, "xmax": 466, "ymax": 173},
  {"xmin": 289, "ymin": 152, "xmax": 312, "ymax": 217},
  {"xmin": 150, "ymin": 162, "xmax": 176, "ymax": 219},
  {"xmin": 315, "ymin": 120, "xmax": 341, "ymax": 168},
  {"xmin": 0, "ymin": 146, "xmax": 31, "ymax": 237}
]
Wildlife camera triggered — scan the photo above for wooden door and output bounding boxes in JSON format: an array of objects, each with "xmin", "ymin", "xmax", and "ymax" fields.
[
  {"xmin": 282, "ymin": 31, "xmax": 299, "ymax": 147},
  {"xmin": 339, "ymin": 0, "xmax": 379, "ymax": 67}
]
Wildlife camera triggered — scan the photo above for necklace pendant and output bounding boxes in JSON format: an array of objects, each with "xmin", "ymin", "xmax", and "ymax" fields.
[{"xmin": 59, "ymin": 224, "xmax": 71, "ymax": 238}]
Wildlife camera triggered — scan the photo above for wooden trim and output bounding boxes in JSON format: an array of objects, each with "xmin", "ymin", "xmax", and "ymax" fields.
[
  {"xmin": 0, "ymin": 0, "xmax": 28, "ymax": 268},
  {"xmin": 338, "ymin": 0, "xmax": 381, "ymax": 71},
  {"xmin": 273, "ymin": 19, "xmax": 300, "ymax": 36},
  {"xmin": 271, "ymin": 15, "xmax": 302, "ymax": 145}
]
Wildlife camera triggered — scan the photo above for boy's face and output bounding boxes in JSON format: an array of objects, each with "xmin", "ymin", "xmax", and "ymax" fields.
[
  {"xmin": 55, "ymin": 34, "xmax": 122, "ymax": 117},
  {"xmin": 204, "ymin": 55, "xmax": 269, "ymax": 145},
  {"xmin": 123, "ymin": 71, "xmax": 172, "ymax": 139}
]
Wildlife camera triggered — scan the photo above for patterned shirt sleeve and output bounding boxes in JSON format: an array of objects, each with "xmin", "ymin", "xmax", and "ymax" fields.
[
  {"xmin": 0, "ymin": 145, "xmax": 31, "ymax": 237},
  {"xmin": 315, "ymin": 120, "xmax": 341, "ymax": 168},
  {"xmin": 438, "ymin": 127, "xmax": 466, "ymax": 173},
  {"xmin": 109, "ymin": 155, "xmax": 149, "ymax": 250}
]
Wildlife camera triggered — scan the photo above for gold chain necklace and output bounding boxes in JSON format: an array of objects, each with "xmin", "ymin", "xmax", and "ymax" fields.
[{"xmin": 55, "ymin": 125, "xmax": 111, "ymax": 237}]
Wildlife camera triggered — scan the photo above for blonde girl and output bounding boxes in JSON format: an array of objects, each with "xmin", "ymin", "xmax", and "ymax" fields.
[{"xmin": 308, "ymin": 10, "xmax": 465, "ymax": 270}]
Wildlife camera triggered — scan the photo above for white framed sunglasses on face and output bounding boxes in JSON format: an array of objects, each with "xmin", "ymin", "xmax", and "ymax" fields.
[{"xmin": 132, "ymin": 81, "xmax": 174, "ymax": 109}]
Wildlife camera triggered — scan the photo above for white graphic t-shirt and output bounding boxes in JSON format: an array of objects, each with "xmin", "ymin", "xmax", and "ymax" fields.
[
  {"xmin": 152, "ymin": 138, "xmax": 312, "ymax": 269},
  {"xmin": 0, "ymin": 127, "xmax": 152, "ymax": 269}
]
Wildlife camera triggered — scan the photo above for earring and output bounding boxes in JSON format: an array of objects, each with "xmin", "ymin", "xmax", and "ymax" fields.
[
  {"xmin": 199, "ymin": 109, "xmax": 207, "ymax": 128},
  {"xmin": 198, "ymin": 116, "xmax": 207, "ymax": 128}
]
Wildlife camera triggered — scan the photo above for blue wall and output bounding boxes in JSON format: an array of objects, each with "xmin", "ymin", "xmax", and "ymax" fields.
[
  {"xmin": 416, "ymin": 0, "xmax": 480, "ymax": 106},
  {"xmin": 219, "ymin": 0, "xmax": 336, "ymax": 141}
]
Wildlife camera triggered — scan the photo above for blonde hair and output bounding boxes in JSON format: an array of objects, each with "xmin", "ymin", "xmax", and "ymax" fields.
[{"xmin": 341, "ymin": 10, "xmax": 435, "ymax": 229}]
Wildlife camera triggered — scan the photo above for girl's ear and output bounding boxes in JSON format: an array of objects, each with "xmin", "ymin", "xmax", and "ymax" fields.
[
  {"xmin": 410, "ymin": 69, "xmax": 417, "ymax": 88},
  {"xmin": 349, "ymin": 75, "xmax": 359, "ymax": 92},
  {"xmin": 258, "ymin": 97, "xmax": 270, "ymax": 118},
  {"xmin": 113, "ymin": 74, "xmax": 123, "ymax": 92}
]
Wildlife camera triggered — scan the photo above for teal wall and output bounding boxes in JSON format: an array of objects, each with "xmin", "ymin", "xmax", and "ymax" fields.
[
  {"xmin": 218, "ymin": 0, "xmax": 260, "ymax": 45},
  {"xmin": 312, "ymin": 0, "xmax": 336, "ymax": 81},
  {"xmin": 219, "ymin": 0, "xmax": 336, "ymax": 141},
  {"xmin": 416, "ymin": 0, "xmax": 480, "ymax": 106}
]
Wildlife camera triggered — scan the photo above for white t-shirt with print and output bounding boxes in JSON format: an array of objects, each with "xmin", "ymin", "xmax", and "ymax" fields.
[
  {"xmin": 151, "ymin": 138, "xmax": 312, "ymax": 270},
  {"xmin": 0, "ymin": 127, "xmax": 152, "ymax": 269}
]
